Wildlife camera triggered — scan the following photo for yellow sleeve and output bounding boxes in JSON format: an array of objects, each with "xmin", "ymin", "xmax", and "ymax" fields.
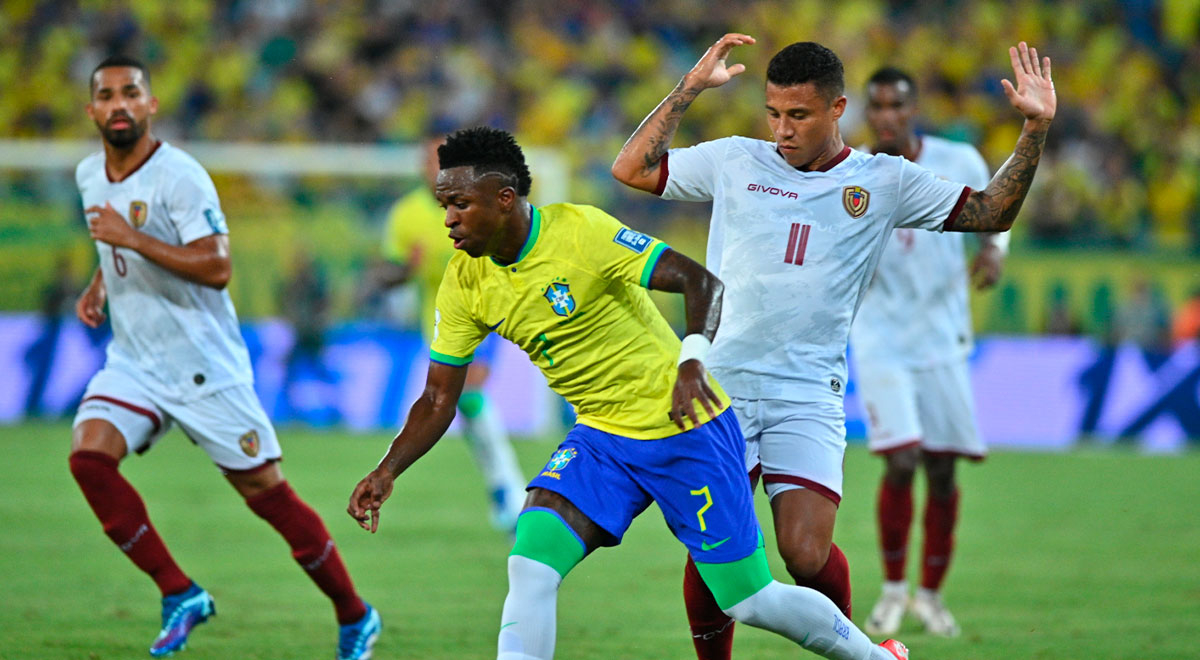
[
  {"xmin": 428, "ymin": 261, "xmax": 488, "ymax": 366},
  {"xmin": 577, "ymin": 206, "xmax": 670, "ymax": 288}
]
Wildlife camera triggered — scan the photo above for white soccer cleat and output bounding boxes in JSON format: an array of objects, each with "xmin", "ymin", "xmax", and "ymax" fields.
[
  {"xmin": 865, "ymin": 582, "xmax": 908, "ymax": 636},
  {"xmin": 909, "ymin": 588, "xmax": 960, "ymax": 637}
]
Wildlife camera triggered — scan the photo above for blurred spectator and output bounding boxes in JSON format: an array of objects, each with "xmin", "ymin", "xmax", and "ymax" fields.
[
  {"xmin": 1171, "ymin": 287, "xmax": 1200, "ymax": 346},
  {"xmin": 22, "ymin": 254, "xmax": 77, "ymax": 418},
  {"xmin": 1113, "ymin": 277, "xmax": 1172, "ymax": 352},
  {"xmin": 278, "ymin": 248, "xmax": 340, "ymax": 425}
]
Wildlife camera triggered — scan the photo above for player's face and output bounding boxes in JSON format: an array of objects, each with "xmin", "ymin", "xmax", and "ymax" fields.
[
  {"xmin": 765, "ymin": 81, "xmax": 846, "ymax": 169},
  {"xmin": 435, "ymin": 166, "xmax": 513, "ymax": 259},
  {"xmin": 87, "ymin": 67, "xmax": 157, "ymax": 149},
  {"xmin": 865, "ymin": 81, "xmax": 917, "ymax": 155}
]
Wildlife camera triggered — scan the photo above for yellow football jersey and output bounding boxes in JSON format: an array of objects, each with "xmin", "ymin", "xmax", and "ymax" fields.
[
  {"xmin": 430, "ymin": 203, "xmax": 729, "ymax": 440},
  {"xmin": 382, "ymin": 186, "xmax": 456, "ymax": 338}
]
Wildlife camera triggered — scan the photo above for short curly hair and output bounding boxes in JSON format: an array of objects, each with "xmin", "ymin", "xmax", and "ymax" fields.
[
  {"xmin": 766, "ymin": 42, "xmax": 844, "ymax": 102},
  {"xmin": 438, "ymin": 126, "xmax": 533, "ymax": 197}
]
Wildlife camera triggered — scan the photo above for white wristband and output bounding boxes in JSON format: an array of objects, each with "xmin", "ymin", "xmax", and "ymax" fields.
[{"xmin": 678, "ymin": 334, "xmax": 711, "ymax": 366}]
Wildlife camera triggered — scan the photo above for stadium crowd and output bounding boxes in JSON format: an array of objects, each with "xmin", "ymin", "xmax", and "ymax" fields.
[{"xmin": 6, "ymin": 0, "xmax": 1198, "ymax": 250}]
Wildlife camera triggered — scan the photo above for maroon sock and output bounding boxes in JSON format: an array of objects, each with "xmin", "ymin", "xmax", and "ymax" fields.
[
  {"xmin": 795, "ymin": 543, "xmax": 852, "ymax": 618},
  {"xmin": 684, "ymin": 555, "xmax": 735, "ymax": 660},
  {"xmin": 69, "ymin": 451, "xmax": 192, "ymax": 597},
  {"xmin": 247, "ymin": 481, "xmax": 366, "ymax": 624},
  {"xmin": 921, "ymin": 489, "xmax": 960, "ymax": 591},
  {"xmin": 878, "ymin": 479, "xmax": 914, "ymax": 582}
]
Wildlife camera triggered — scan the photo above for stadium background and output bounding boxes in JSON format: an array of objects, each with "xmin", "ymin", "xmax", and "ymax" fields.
[{"xmin": 1, "ymin": 2, "xmax": 1199, "ymax": 659}]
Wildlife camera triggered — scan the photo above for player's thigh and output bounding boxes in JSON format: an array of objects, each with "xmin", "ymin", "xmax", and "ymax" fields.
[
  {"xmin": 855, "ymin": 361, "xmax": 923, "ymax": 453},
  {"xmin": 72, "ymin": 367, "xmax": 171, "ymax": 459},
  {"xmin": 769, "ymin": 487, "xmax": 839, "ymax": 568},
  {"xmin": 523, "ymin": 487, "xmax": 611, "ymax": 553},
  {"xmin": 526, "ymin": 427, "xmax": 651, "ymax": 549},
  {"xmin": 757, "ymin": 400, "xmax": 846, "ymax": 503},
  {"xmin": 913, "ymin": 360, "xmax": 985, "ymax": 458},
  {"xmin": 631, "ymin": 409, "xmax": 761, "ymax": 565},
  {"xmin": 165, "ymin": 384, "xmax": 283, "ymax": 472}
]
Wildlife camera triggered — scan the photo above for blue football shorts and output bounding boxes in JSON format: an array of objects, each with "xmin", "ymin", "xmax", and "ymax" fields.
[{"xmin": 527, "ymin": 408, "xmax": 760, "ymax": 564}]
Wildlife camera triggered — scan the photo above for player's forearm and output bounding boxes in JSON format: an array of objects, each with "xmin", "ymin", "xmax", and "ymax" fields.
[
  {"xmin": 648, "ymin": 249, "xmax": 723, "ymax": 341},
  {"xmin": 953, "ymin": 118, "xmax": 1049, "ymax": 232},
  {"xmin": 378, "ymin": 391, "xmax": 457, "ymax": 478},
  {"xmin": 611, "ymin": 77, "xmax": 704, "ymax": 190},
  {"xmin": 131, "ymin": 234, "xmax": 232, "ymax": 289}
]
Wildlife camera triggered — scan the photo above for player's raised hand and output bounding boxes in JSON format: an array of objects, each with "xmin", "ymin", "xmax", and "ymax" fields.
[
  {"xmin": 86, "ymin": 202, "xmax": 142, "ymax": 249},
  {"xmin": 348, "ymin": 468, "xmax": 395, "ymax": 533},
  {"xmin": 670, "ymin": 360, "xmax": 722, "ymax": 431},
  {"xmin": 1001, "ymin": 42, "xmax": 1056, "ymax": 123},
  {"xmin": 969, "ymin": 243, "xmax": 1006, "ymax": 290},
  {"xmin": 75, "ymin": 277, "xmax": 107, "ymax": 327},
  {"xmin": 684, "ymin": 33, "xmax": 756, "ymax": 91}
]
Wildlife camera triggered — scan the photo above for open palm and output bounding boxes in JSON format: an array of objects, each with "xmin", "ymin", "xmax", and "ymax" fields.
[
  {"xmin": 687, "ymin": 33, "xmax": 755, "ymax": 90},
  {"xmin": 1002, "ymin": 42, "xmax": 1056, "ymax": 122}
]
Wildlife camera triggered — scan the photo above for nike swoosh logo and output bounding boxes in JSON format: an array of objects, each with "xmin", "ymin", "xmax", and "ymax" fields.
[
  {"xmin": 701, "ymin": 537, "xmax": 731, "ymax": 551},
  {"xmin": 486, "ymin": 318, "xmax": 505, "ymax": 330},
  {"xmin": 499, "ymin": 622, "xmax": 517, "ymax": 631}
]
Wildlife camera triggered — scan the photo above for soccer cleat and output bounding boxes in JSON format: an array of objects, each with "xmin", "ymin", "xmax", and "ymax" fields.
[
  {"xmin": 149, "ymin": 582, "xmax": 215, "ymax": 657},
  {"xmin": 337, "ymin": 603, "xmax": 381, "ymax": 660},
  {"xmin": 865, "ymin": 582, "xmax": 908, "ymax": 636},
  {"xmin": 879, "ymin": 639, "xmax": 910, "ymax": 659},
  {"xmin": 909, "ymin": 588, "xmax": 961, "ymax": 637}
]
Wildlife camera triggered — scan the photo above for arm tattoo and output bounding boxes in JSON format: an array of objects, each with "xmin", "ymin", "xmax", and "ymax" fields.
[
  {"xmin": 954, "ymin": 121, "xmax": 1049, "ymax": 232},
  {"xmin": 647, "ymin": 248, "xmax": 723, "ymax": 340},
  {"xmin": 628, "ymin": 80, "xmax": 704, "ymax": 177}
]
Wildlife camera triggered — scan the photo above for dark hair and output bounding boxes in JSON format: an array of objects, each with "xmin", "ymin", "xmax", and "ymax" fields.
[
  {"xmin": 867, "ymin": 66, "xmax": 917, "ymax": 98},
  {"xmin": 91, "ymin": 54, "xmax": 150, "ymax": 93},
  {"xmin": 438, "ymin": 126, "xmax": 532, "ymax": 197},
  {"xmin": 766, "ymin": 42, "xmax": 844, "ymax": 101}
]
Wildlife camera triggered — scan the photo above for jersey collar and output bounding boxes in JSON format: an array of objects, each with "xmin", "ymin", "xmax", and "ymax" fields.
[{"xmin": 490, "ymin": 204, "xmax": 541, "ymax": 267}]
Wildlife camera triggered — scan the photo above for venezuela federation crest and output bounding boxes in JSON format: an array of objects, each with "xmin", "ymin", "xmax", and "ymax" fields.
[
  {"xmin": 842, "ymin": 186, "xmax": 869, "ymax": 218},
  {"xmin": 239, "ymin": 430, "xmax": 260, "ymax": 457},
  {"xmin": 129, "ymin": 200, "xmax": 149, "ymax": 228}
]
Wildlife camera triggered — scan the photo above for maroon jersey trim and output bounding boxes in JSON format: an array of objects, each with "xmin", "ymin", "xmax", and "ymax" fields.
[
  {"xmin": 107, "ymin": 140, "xmax": 163, "ymax": 183},
  {"xmin": 761, "ymin": 473, "xmax": 843, "ymax": 507},
  {"xmin": 942, "ymin": 187, "xmax": 972, "ymax": 231},
  {"xmin": 652, "ymin": 154, "xmax": 670, "ymax": 196},
  {"xmin": 82, "ymin": 394, "xmax": 162, "ymax": 433}
]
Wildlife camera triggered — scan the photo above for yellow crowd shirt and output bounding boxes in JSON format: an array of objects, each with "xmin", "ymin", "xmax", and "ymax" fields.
[
  {"xmin": 383, "ymin": 186, "xmax": 456, "ymax": 339},
  {"xmin": 430, "ymin": 203, "xmax": 729, "ymax": 439}
]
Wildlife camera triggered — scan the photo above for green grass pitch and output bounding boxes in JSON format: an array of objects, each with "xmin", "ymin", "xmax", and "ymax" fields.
[{"xmin": 1, "ymin": 422, "xmax": 1197, "ymax": 659}]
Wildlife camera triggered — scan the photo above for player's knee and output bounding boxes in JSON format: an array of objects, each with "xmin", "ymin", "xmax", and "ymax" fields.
[
  {"xmin": 777, "ymin": 536, "xmax": 829, "ymax": 579},
  {"xmin": 884, "ymin": 447, "xmax": 921, "ymax": 483},
  {"xmin": 694, "ymin": 546, "xmax": 774, "ymax": 613},
  {"xmin": 509, "ymin": 509, "xmax": 586, "ymax": 579}
]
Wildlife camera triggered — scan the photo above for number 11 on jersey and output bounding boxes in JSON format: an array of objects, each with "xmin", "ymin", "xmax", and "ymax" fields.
[{"xmin": 784, "ymin": 223, "xmax": 811, "ymax": 266}]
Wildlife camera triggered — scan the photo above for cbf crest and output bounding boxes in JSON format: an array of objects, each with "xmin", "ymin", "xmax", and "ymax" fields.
[
  {"xmin": 543, "ymin": 278, "xmax": 576, "ymax": 317},
  {"xmin": 540, "ymin": 447, "xmax": 579, "ymax": 480},
  {"xmin": 129, "ymin": 200, "xmax": 149, "ymax": 228},
  {"xmin": 842, "ymin": 186, "xmax": 869, "ymax": 218},
  {"xmin": 239, "ymin": 430, "xmax": 260, "ymax": 457}
]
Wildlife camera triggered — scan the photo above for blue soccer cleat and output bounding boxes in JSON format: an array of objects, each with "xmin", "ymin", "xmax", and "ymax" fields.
[
  {"xmin": 149, "ymin": 582, "xmax": 215, "ymax": 657},
  {"xmin": 337, "ymin": 603, "xmax": 381, "ymax": 660}
]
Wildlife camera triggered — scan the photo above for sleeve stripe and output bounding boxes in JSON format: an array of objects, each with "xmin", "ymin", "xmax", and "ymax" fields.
[
  {"xmin": 639, "ymin": 242, "xmax": 670, "ymax": 288},
  {"xmin": 942, "ymin": 186, "xmax": 972, "ymax": 231},
  {"xmin": 652, "ymin": 154, "xmax": 669, "ymax": 196},
  {"xmin": 429, "ymin": 350, "xmax": 473, "ymax": 366}
]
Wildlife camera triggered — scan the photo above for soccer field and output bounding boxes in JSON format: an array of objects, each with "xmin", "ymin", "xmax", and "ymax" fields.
[{"xmin": 1, "ymin": 422, "xmax": 1197, "ymax": 660}]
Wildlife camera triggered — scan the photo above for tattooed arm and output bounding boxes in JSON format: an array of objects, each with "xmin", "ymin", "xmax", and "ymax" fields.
[
  {"xmin": 611, "ymin": 33, "xmax": 756, "ymax": 193},
  {"xmin": 951, "ymin": 42, "xmax": 1057, "ymax": 232}
]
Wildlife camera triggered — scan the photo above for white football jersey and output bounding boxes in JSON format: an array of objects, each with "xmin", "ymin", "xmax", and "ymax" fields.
[
  {"xmin": 849, "ymin": 135, "xmax": 991, "ymax": 368},
  {"xmin": 76, "ymin": 141, "xmax": 253, "ymax": 401},
  {"xmin": 661, "ymin": 137, "xmax": 969, "ymax": 404}
]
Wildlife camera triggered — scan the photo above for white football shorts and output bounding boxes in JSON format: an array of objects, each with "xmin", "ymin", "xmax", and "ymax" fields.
[
  {"xmin": 737, "ymin": 398, "xmax": 847, "ymax": 505},
  {"xmin": 73, "ymin": 365, "xmax": 282, "ymax": 471},
  {"xmin": 854, "ymin": 358, "xmax": 985, "ymax": 459}
]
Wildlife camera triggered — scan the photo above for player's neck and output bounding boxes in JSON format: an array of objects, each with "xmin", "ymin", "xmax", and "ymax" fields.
[
  {"xmin": 489, "ymin": 200, "xmax": 532, "ymax": 265},
  {"xmin": 104, "ymin": 132, "xmax": 161, "ymax": 182},
  {"xmin": 872, "ymin": 134, "xmax": 920, "ymax": 162},
  {"xmin": 799, "ymin": 134, "xmax": 846, "ymax": 172}
]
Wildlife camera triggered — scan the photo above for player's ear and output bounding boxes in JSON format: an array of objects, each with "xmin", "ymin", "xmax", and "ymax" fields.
[
  {"xmin": 831, "ymin": 95, "xmax": 847, "ymax": 121},
  {"xmin": 496, "ymin": 185, "xmax": 516, "ymax": 210},
  {"xmin": 149, "ymin": 95, "xmax": 159, "ymax": 117}
]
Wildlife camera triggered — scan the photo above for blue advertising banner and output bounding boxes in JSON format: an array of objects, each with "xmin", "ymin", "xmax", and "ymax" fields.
[{"xmin": 4, "ymin": 314, "xmax": 1197, "ymax": 450}]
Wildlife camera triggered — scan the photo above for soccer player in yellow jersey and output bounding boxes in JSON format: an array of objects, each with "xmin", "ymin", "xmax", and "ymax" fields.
[
  {"xmin": 369, "ymin": 137, "xmax": 525, "ymax": 532},
  {"xmin": 348, "ymin": 127, "xmax": 908, "ymax": 660}
]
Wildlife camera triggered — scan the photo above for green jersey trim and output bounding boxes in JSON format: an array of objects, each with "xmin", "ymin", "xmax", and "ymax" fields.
[
  {"xmin": 429, "ymin": 350, "xmax": 473, "ymax": 367},
  {"xmin": 639, "ymin": 242, "xmax": 670, "ymax": 288}
]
